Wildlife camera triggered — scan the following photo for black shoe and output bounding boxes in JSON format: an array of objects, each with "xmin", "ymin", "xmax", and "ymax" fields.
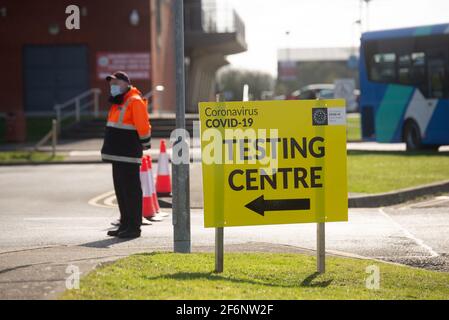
[
  {"xmin": 111, "ymin": 220, "xmax": 121, "ymax": 227},
  {"xmin": 107, "ymin": 229, "xmax": 124, "ymax": 237},
  {"xmin": 118, "ymin": 229, "xmax": 141, "ymax": 239}
]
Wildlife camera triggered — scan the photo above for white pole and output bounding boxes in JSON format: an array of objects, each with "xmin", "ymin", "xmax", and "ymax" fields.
[
  {"xmin": 364, "ymin": 0, "xmax": 372, "ymax": 32},
  {"xmin": 75, "ymin": 99, "xmax": 81, "ymax": 122},
  {"xmin": 243, "ymin": 84, "xmax": 249, "ymax": 102},
  {"xmin": 51, "ymin": 119, "xmax": 57, "ymax": 158},
  {"xmin": 55, "ymin": 105, "xmax": 61, "ymax": 134}
]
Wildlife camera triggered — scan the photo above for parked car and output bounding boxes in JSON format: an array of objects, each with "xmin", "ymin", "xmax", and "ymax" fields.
[
  {"xmin": 289, "ymin": 84, "xmax": 360, "ymax": 112},
  {"xmin": 290, "ymin": 84, "xmax": 335, "ymax": 100}
]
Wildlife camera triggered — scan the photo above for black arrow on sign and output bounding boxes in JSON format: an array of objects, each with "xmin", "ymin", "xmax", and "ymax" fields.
[{"xmin": 245, "ymin": 195, "xmax": 310, "ymax": 216}]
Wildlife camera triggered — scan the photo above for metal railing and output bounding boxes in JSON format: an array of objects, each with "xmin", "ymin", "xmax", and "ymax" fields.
[
  {"xmin": 54, "ymin": 88, "xmax": 101, "ymax": 133},
  {"xmin": 143, "ymin": 90, "xmax": 154, "ymax": 113},
  {"xmin": 143, "ymin": 90, "xmax": 153, "ymax": 100},
  {"xmin": 34, "ymin": 88, "xmax": 101, "ymax": 154},
  {"xmin": 35, "ymin": 88, "xmax": 154, "ymax": 154},
  {"xmin": 34, "ymin": 119, "xmax": 58, "ymax": 155}
]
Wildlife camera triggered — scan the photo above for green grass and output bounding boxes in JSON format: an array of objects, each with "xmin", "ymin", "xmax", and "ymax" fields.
[
  {"xmin": 345, "ymin": 113, "xmax": 449, "ymax": 193},
  {"xmin": 348, "ymin": 150, "xmax": 449, "ymax": 193},
  {"xmin": 61, "ymin": 252, "xmax": 449, "ymax": 300},
  {"xmin": 0, "ymin": 151, "xmax": 65, "ymax": 163},
  {"xmin": 347, "ymin": 114, "xmax": 361, "ymax": 141}
]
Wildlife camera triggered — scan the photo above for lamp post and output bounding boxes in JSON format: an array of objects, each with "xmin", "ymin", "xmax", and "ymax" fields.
[
  {"xmin": 360, "ymin": 0, "xmax": 373, "ymax": 32},
  {"xmin": 173, "ymin": 0, "xmax": 191, "ymax": 254}
]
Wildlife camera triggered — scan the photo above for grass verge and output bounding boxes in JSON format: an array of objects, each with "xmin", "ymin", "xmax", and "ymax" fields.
[
  {"xmin": 0, "ymin": 151, "xmax": 65, "ymax": 163},
  {"xmin": 61, "ymin": 252, "xmax": 449, "ymax": 300},
  {"xmin": 348, "ymin": 150, "xmax": 449, "ymax": 193},
  {"xmin": 347, "ymin": 114, "xmax": 361, "ymax": 141}
]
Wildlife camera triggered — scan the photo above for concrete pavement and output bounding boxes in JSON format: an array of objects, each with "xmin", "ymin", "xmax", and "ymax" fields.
[{"xmin": 1, "ymin": 164, "xmax": 449, "ymax": 299}]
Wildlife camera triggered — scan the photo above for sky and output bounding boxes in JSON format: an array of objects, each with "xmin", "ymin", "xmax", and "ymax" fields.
[{"xmin": 225, "ymin": 0, "xmax": 449, "ymax": 76}]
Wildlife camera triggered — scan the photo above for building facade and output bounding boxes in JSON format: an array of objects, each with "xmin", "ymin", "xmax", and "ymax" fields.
[
  {"xmin": 277, "ymin": 47, "xmax": 359, "ymax": 94},
  {"xmin": 0, "ymin": 0, "xmax": 246, "ymax": 141},
  {"xmin": 1, "ymin": 0, "xmax": 152, "ymax": 115}
]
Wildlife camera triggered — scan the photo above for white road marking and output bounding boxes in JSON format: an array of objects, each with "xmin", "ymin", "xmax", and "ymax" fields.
[
  {"xmin": 412, "ymin": 198, "xmax": 449, "ymax": 208},
  {"xmin": 87, "ymin": 190, "xmax": 116, "ymax": 208},
  {"xmin": 372, "ymin": 255, "xmax": 437, "ymax": 259},
  {"xmin": 103, "ymin": 195, "xmax": 118, "ymax": 207},
  {"xmin": 378, "ymin": 208, "xmax": 439, "ymax": 257},
  {"xmin": 398, "ymin": 196, "xmax": 449, "ymax": 210}
]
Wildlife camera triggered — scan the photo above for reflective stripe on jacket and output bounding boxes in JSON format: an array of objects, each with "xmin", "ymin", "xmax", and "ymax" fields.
[{"xmin": 101, "ymin": 87, "xmax": 151, "ymax": 164}]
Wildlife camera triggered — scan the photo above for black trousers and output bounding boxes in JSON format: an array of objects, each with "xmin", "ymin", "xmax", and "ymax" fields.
[{"xmin": 112, "ymin": 162, "xmax": 142, "ymax": 231}]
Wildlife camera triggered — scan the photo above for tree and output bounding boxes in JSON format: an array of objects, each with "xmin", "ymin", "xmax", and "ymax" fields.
[{"xmin": 217, "ymin": 68, "xmax": 275, "ymax": 101}]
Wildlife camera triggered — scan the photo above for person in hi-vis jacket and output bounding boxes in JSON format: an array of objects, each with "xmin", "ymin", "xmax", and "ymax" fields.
[{"xmin": 101, "ymin": 71, "xmax": 151, "ymax": 239}]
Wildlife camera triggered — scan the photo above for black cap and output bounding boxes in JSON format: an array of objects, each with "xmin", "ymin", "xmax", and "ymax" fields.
[{"xmin": 106, "ymin": 71, "xmax": 131, "ymax": 84}]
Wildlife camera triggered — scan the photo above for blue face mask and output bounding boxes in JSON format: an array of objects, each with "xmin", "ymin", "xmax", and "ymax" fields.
[{"xmin": 110, "ymin": 85, "xmax": 122, "ymax": 97}]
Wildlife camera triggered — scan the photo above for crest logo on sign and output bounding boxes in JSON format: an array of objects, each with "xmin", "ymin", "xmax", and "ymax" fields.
[{"xmin": 312, "ymin": 108, "xmax": 328, "ymax": 126}]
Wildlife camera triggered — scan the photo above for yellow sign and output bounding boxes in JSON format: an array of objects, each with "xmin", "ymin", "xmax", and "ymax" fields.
[{"xmin": 198, "ymin": 99, "xmax": 348, "ymax": 228}]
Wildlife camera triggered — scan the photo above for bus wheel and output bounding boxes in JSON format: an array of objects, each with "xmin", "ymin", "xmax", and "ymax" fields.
[{"xmin": 404, "ymin": 121, "xmax": 422, "ymax": 151}]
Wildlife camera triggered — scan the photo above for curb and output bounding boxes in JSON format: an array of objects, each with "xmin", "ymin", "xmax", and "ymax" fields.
[
  {"xmin": 160, "ymin": 181, "xmax": 449, "ymax": 209},
  {"xmin": 348, "ymin": 180, "xmax": 449, "ymax": 208}
]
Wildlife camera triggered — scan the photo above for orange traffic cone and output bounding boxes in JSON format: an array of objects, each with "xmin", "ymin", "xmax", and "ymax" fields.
[
  {"xmin": 146, "ymin": 155, "xmax": 163, "ymax": 222},
  {"xmin": 140, "ymin": 157, "xmax": 156, "ymax": 219},
  {"xmin": 145, "ymin": 155, "xmax": 160, "ymax": 212},
  {"xmin": 156, "ymin": 139, "xmax": 172, "ymax": 197}
]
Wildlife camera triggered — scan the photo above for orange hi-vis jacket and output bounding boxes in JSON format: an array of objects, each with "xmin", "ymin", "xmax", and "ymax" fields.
[{"xmin": 101, "ymin": 86, "xmax": 151, "ymax": 164}]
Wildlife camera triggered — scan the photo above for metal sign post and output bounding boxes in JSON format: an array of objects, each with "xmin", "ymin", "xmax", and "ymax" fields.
[
  {"xmin": 317, "ymin": 222, "xmax": 325, "ymax": 273},
  {"xmin": 214, "ymin": 93, "xmax": 224, "ymax": 273},
  {"xmin": 215, "ymin": 227, "xmax": 224, "ymax": 273},
  {"xmin": 213, "ymin": 88, "xmax": 250, "ymax": 273},
  {"xmin": 173, "ymin": 0, "xmax": 191, "ymax": 253}
]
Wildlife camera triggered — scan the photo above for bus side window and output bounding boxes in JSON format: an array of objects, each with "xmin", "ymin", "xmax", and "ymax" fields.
[
  {"xmin": 398, "ymin": 54, "xmax": 412, "ymax": 84},
  {"xmin": 370, "ymin": 53, "xmax": 396, "ymax": 83},
  {"xmin": 427, "ymin": 56, "xmax": 447, "ymax": 99},
  {"xmin": 411, "ymin": 52, "xmax": 426, "ymax": 96}
]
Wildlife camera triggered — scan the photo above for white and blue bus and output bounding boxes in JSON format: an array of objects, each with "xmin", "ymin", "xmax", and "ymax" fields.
[{"xmin": 359, "ymin": 23, "xmax": 449, "ymax": 150}]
